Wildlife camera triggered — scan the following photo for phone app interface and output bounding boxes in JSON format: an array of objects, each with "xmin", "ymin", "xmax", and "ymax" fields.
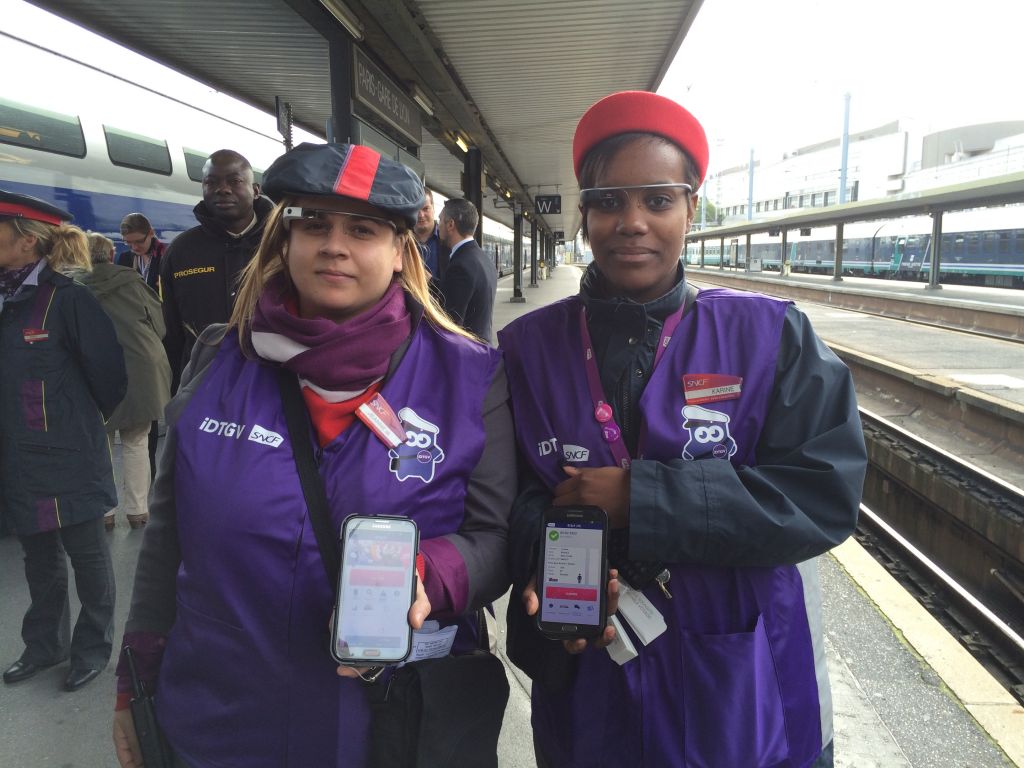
[
  {"xmin": 540, "ymin": 521, "xmax": 602, "ymax": 626},
  {"xmin": 337, "ymin": 522, "xmax": 415, "ymax": 657}
]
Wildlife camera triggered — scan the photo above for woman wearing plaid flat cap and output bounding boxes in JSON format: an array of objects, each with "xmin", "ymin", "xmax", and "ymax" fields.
[
  {"xmin": 499, "ymin": 92, "xmax": 867, "ymax": 767},
  {"xmin": 113, "ymin": 143, "xmax": 515, "ymax": 767}
]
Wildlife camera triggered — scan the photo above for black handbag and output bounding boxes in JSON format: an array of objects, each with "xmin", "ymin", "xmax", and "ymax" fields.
[
  {"xmin": 277, "ymin": 370, "xmax": 510, "ymax": 768},
  {"xmin": 123, "ymin": 646, "xmax": 176, "ymax": 768},
  {"xmin": 366, "ymin": 648, "xmax": 510, "ymax": 768}
]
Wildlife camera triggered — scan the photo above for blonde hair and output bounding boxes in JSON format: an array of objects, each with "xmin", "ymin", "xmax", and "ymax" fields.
[
  {"xmin": 47, "ymin": 225, "xmax": 92, "ymax": 274},
  {"xmin": 229, "ymin": 199, "xmax": 475, "ymax": 356},
  {"xmin": 87, "ymin": 232, "xmax": 115, "ymax": 264},
  {"xmin": 9, "ymin": 218, "xmax": 92, "ymax": 274}
]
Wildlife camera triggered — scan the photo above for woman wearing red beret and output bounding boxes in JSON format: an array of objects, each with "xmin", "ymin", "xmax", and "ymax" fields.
[{"xmin": 499, "ymin": 92, "xmax": 867, "ymax": 767}]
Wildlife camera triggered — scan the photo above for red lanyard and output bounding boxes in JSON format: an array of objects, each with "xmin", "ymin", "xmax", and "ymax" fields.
[{"xmin": 578, "ymin": 304, "xmax": 685, "ymax": 468}]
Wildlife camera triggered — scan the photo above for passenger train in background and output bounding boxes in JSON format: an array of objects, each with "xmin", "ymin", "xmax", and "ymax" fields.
[
  {"xmin": 0, "ymin": 30, "xmax": 526, "ymax": 276},
  {"xmin": 686, "ymin": 206, "xmax": 1024, "ymax": 289}
]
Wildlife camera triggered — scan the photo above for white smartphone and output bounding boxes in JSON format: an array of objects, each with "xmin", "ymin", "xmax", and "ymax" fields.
[{"xmin": 331, "ymin": 515, "xmax": 419, "ymax": 666}]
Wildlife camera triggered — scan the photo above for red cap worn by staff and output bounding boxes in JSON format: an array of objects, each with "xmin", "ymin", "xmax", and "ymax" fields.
[
  {"xmin": 0, "ymin": 190, "xmax": 73, "ymax": 226},
  {"xmin": 572, "ymin": 91, "xmax": 710, "ymax": 187}
]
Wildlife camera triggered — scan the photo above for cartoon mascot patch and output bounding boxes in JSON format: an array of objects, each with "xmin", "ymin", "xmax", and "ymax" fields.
[
  {"xmin": 681, "ymin": 404, "xmax": 737, "ymax": 461},
  {"xmin": 389, "ymin": 407, "xmax": 445, "ymax": 483}
]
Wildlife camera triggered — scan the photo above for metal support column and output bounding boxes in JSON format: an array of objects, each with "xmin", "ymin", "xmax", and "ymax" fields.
[
  {"xmin": 745, "ymin": 233, "xmax": 751, "ymax": 271},
  {"xmin": 699, "ymin": 239, "xmax": 705, "ymax": 269},
  {"xmin": 529, "ymin": 218, "xmax": 538, "ymax": 287},
  {"xmin": 328, "ymin": 35, "xmax": 353, "ymax": 144},
  {"xmin": 780, "ymin": 230, "xmax": 789, "ymax": 277},
  {"xmin": 833, "ymin": 222, "xmax": 844, "ymax": 281},
  {"xmin": 464, "ymin": 147, "xmax": 483, "ymax": 245},
  {"xmin": 928, "ymin": 211, "xmax": 943, "ymax": 290},
  {"xmin": 511, "ymin": 204, "xmax": 525, "ymax": 303},
  {"xmin": 719, "ymin": 237, "xmax": 725, "ymax": 270}
]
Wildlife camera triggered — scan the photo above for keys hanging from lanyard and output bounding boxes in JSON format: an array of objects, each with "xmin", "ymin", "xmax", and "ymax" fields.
[{"xmin": 655, "ymin": 569, "xmax": 672, "ymax": 599}]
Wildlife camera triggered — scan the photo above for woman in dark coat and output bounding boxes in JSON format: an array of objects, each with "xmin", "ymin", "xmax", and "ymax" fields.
[{"xmin": 0, "ymin": 191, "xmax": 127, "ymax": 692}]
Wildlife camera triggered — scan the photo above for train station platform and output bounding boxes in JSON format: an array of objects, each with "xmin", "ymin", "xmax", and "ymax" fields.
[{"xmin": 1, "ymin": 265, "xmax": 1020, "ymax": 767}]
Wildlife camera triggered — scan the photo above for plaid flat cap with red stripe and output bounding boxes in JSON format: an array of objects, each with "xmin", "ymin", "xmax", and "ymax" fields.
[{"xmin": 261, "ymin": 142, "xmax": 425, "ymax": 229}]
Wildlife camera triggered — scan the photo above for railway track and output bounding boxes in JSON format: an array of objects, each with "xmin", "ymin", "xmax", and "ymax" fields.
[{"xmin": 856, "ymin": 409, "xmax": 1024, "ymax": 704}]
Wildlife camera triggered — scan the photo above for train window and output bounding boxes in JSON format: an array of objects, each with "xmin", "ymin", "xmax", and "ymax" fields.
[
  {"xmin": 184, "ymin": 149, "xmax": 208, "ymax": 182},
  {"xmin": 104, "ymin": 126, "xmax": 172, "ymax": 175},
  {"xmin": 998, "ymin": 232, "xmax": 1011, "ymax": 256},
  {"xmin": 0, "ymin": 98, "xmax": 86, "ymax": 158}
]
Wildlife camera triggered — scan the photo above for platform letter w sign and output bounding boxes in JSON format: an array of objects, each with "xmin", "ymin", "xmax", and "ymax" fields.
[{"xmin": 535, "ymin": 195, "xmax": 561, "ymax": 214}]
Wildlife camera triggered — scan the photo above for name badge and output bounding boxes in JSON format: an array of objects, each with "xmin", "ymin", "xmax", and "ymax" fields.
[
  {"xmin": 403, "ymin": 621, "xmax": 457, "ymax": 664},
  {"xmin": 605, "ymin": 614, "xmax": 638, "ymax": 665},
  {"xmin": 616, "ymin": 578, "xmax": 667, "ymax": 646},
  {"xmin": 23, "ymin": 328, "xmax": 49, "ymax": 343},
  {"xmin": 682, "ymin": 373, "xmax": 742, "ymax": 404},
  {"xmin": 357, "ymin": 393, "xmax": 406, "ymax": 449}
]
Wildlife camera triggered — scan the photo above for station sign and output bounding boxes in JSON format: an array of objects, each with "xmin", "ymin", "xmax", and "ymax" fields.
[
  {"xmin": 553, "ymin": 230, "xmax": 564, "ymax": 240},
  {"xmin": 353, "ymin": 48, "xmax": 421, "ymax": 146},
  {"xmin": 535, "ymin": 195, "xmax": 561, "ymax": 214}
]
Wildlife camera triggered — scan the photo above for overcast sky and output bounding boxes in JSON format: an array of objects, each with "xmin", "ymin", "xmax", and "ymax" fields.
[{"xmin": 660, "ymin": 0, "xmax": 1023, "ymax": 172}]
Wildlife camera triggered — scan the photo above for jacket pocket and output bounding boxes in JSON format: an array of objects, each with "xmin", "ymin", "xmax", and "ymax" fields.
[
  {"xmin": 21, "ymin": 379, "xmax": 45, "ymax": 431},
  {"xmin": 20, "ymin": 442, "xmax": 83, "ymax": 497},
  {"xmin": 681, "ymin": 613, "xmax": 789, "ymax": 768}
]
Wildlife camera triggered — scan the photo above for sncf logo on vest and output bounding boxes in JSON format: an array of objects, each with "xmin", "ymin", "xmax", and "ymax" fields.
[
  {"xmin": 197, "ymin": 418, "xmax": 284, "ymax": 448},
  {"xmin": 562, "ymin": 444, "xmax": 590, "ymax": 462}
]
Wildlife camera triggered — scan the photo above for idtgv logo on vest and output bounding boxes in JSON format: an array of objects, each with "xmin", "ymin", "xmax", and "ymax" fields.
[{"xmin": 198, "ymin": 417, "xmax": 284, "ymax": 448}]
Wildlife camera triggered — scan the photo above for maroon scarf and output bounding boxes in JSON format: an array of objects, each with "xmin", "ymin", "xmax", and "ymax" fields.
[{"xmin": 249, "ymin": 273, "xmax": 411, "ymax": 401}]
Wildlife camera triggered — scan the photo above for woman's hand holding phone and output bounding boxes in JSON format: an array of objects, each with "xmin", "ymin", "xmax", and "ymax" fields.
[
  {"xmin": 335, "ymin": 573, "xmax": 430, "ymax": 679},
  {"xmin": 554, "ymin": 467, "xmax": 630, "ymax": 528},
  {"xmin": 523, "ymin": 569, "xmax": 619, "ymax": 654}
]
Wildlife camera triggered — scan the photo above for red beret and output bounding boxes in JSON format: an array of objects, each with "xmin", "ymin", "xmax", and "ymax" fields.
[{"xmin": 572, "ymin": 91, "xmax": 709, "ymax": 187}]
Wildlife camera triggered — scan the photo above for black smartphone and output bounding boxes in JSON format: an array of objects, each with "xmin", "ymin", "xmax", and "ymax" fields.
[
  {"xmin": 331, "ymin": 515, "xmax": 419, "ymax": 666},
  {"xmin": 536, "ymin": 505, "xmax": 609, "ymax": 639}
]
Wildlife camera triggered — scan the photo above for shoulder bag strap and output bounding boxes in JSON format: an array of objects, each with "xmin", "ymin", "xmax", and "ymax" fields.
[{"xmin": 276, "ymin": 368, "xmax": 340, "ymax": 586}]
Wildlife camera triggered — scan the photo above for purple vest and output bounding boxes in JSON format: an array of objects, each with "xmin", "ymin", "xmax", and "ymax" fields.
[
  {"xmin": 500, "ymin": 289, "xmax": 826, "ymax": 768},
  {"xmin": 158, "ymin": 326, "xmax": 498, "ymax": 768}
]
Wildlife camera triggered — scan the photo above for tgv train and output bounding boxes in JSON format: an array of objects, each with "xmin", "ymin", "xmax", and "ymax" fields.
[
  {"xmin": 0, "ymin": 30, "xmax": 291, "ymax": 241},
  {"xmin": 686, "ymin": 207, "xmax": 1024, "ymax": 288},
  {"xmin": 0, "ymin": 30, "xmax": 524, "ymax": 275}
]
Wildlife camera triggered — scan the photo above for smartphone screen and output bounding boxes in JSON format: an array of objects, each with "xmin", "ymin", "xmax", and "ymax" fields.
[
  {"xmin": 332, "ymin": 516, "xmax": 418, "ymax": 665},
  {"xmin": 537, "ymin": 506, "xmax": 608, "ymax": 638}
]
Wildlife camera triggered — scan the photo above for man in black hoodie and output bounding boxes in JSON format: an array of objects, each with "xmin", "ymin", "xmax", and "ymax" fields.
[{"xmin": 160, "ymin": 149, "xmax": 272, "ymax": 391}]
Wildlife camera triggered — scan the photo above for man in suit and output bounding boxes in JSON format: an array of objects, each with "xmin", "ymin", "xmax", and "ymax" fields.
[{"xmin": 437, "ymin": 198, "xmax": 497, "ymax": 343}]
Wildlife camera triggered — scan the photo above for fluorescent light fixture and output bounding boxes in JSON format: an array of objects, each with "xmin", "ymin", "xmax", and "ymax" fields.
[
  {"xmin": 409, "ymin": 84, "xmax": 433, "ymax": 117},
  {"xmin": 319, "ymin": 0, "xmax": 364, "ymax": 40},
  {"xmin": 454, "ymin": 134, "xmax": 470, "ymax": 153}
]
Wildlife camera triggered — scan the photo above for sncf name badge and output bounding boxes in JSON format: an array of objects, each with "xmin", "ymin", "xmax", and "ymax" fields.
[
  {"xmin": 23, "ymin": 328, "xmax": 49, "ymax": 343},
  {"xmin": 356, "ymin": 393, "xmax": 405, "ymax": 449},
  {"xmin": 682, "ymin": 373, "xmax": 742, "ymax": 405}
]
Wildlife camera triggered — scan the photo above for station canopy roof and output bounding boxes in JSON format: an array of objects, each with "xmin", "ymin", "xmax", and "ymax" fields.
[{"xmin": 29, "ymin": 0, "xmax": 703, "ymax": 239}]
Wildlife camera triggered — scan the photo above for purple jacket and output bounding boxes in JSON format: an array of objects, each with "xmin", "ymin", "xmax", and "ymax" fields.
[
  {"xmin": 500, "ymin": 288, "xmax": 831, "ymax": 768},
  {"xmin": 155, "ymin": 324, "xmax": 502, "ymax": 767}
]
